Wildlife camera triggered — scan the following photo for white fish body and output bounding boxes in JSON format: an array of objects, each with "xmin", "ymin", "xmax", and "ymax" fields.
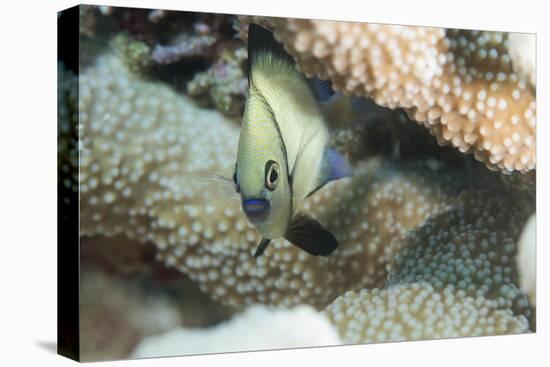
[{"xmin": 235, "ymin": 24, "xmax": 351, "ymax": 257}]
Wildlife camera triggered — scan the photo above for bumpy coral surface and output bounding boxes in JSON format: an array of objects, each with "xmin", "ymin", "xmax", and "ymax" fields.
[
  {"xmin": 73, "ymin": 40, "xmax": 534, "ymax": 347},
  {"xmin": 78, "ymin": 52, "xmax": 472, "ymax": 309},
  {"xmin": 325, "ymin": 191, "xmax": 531, "ymax": 342},
  {"xmin": 247, "ymin": 18, "xmax": 536, "ymax": 174}
]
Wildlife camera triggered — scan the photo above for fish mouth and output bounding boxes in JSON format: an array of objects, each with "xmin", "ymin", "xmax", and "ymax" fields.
[{"xmin": 242, "ymin": 198, "xmax": 271, "ymax": 224}]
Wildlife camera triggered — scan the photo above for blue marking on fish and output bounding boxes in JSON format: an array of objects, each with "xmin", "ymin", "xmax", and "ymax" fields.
[
  {"xmin": 323, "ymin": 148, "xmax": 353, "ymax": 182},
  {"xmin": 242, "ymin": 198, "xmax": 271, "ymax": 224}
]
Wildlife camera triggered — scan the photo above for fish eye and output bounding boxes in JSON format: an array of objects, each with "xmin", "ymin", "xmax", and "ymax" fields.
[{"xmin": 265, "ymin": 160, "xmax": 279, "ymax": 190}]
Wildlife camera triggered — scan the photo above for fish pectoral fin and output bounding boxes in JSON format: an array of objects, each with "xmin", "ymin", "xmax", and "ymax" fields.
[
  {"xmin": 284, "ymin": 213, "xmax": 338, "ymax": 256},
  {"xmin": 308, "ymin": 77, "xmax": 336, "ymax": 101},
  {"xmin": 254, "ymin": 237, "xmax": 272, "ymax": 258},
  {"xmin": 307, "ymin": 148, "xmax": 353, "ymax": 198}
]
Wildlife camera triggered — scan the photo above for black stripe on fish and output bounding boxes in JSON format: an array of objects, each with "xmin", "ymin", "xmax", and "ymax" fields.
[
  {"xmin": 283, "ymin": 213, "xmax": 338, "ymax": 256},
  {"xmin": 254, "ymin": 237, "xmax": 271, "ymax": 258},
  {"xmin": 247, "ymin": 23, "xmax": 294, "ymax": 86}
]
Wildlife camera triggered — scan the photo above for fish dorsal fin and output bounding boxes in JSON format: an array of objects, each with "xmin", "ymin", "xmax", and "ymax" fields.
[
  {"xmin": 247, "ymin": 23, "xmax": 294, "ymax": 85},
  {"xmin": 306, "ymin": 148, "xmax": 352, "ymax": 197},
  {"xmin": 284, "ymin": 213, "xmax": 338, "ymax": 256}
]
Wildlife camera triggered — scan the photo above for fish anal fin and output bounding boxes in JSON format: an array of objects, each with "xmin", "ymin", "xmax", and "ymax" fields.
[{"xmin": 284, "ymin": 213, "xmax": 338, "ymax": 257}]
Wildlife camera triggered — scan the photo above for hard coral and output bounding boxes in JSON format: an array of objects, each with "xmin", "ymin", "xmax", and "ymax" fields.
[
  {"xmin": 325, "ymin": 191, "xmax": 531, "ymax": 343},
  {"xmin": 77, "ymin": 51, "xmax": 470, "ymax": 309},
  {"xmin": 248, "ymin": 18, "xmax": 536, "ymax": 174},
  {"xmin": 187, "ymin": 46, "xmax": 248, "ymax": 117},
  {"xmin": 75, "ymin": 47, "xmax": 533, "ymax": 345}
]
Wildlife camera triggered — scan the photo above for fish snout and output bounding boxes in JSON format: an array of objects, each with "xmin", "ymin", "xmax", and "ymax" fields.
[{"xmin": 242, "ymin": 198, "xmax": 271, "ymax": 224}]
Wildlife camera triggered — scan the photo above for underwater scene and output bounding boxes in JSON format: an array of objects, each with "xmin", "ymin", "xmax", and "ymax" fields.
[{"xmin": 58, "ymin": 5, "xmax": 536, "ymax": 361}]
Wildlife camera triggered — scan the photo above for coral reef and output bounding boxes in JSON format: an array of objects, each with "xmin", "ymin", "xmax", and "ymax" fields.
[
  {"xmin": 75, "ymin": 50, "xmax": 533, "ymax": 329},
  {"xmin": 151, "ymin": 32, "xmax": 217, "ymax": 64},
  {"xmin": 326, "ymin": 283, "xmax": 528, "ymax": 343},
  {"xmin": 103, "ymin": 9, "xmax": 248, "ymax": 115},
  {"xmin": 325, "ymin": 191, "xmax": 531, "ymax": 343},
  {"xmin": 77, "ymin": 52, "xmax": 475, "ymax": 309},
  {"xmin": 112, "ymin": 33, "xmax": 153, "ymax": 74},
  {"xmin": 187, "ymin": 46, "xmax": 248, "ymax": 117},
  {"xmin": 67, "ymin": 11, "xmax": 536, "ymax": 356},
  {"xmin": 130, "ymin": 305, "xmax": 341, "ymax": 358},
  {"xmin": 244, "ymin": 18, "xmax": 536, "ymax": 174}
]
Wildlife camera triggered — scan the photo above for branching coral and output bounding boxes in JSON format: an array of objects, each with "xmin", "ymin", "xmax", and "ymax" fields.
[
  {"xmin": 325, "ymin": 191, "xmax": 531, "ymax": 343},
  {"xmin": 245, "ymin": 18, "xmax": 536, "ymax": 174}
]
